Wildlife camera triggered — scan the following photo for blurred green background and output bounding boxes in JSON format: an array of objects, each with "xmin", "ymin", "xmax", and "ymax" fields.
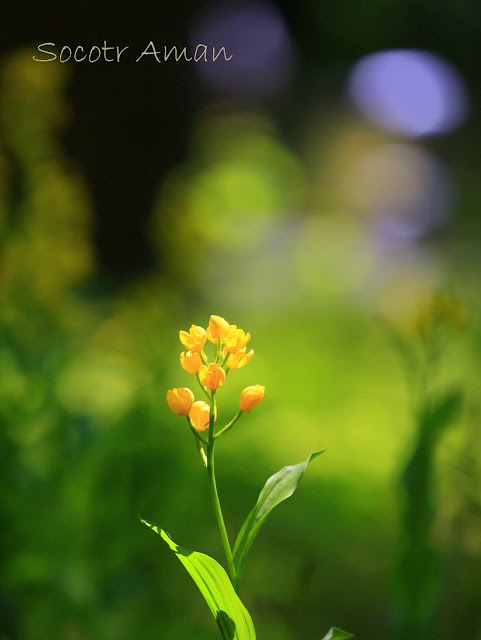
[{"xmin": 1, "ymin": 1, "xmax": 481, "ymax": 639}]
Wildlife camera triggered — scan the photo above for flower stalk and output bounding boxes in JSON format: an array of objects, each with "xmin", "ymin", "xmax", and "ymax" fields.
[
  {"xmin": 195, "ymin": 373, "xmax": 210, "ymax": 399},
  {"xmin": 206, "ymin": 391, "xmax": 237, "ymax": 588},
  {"xmin": 214, "ymin": 411, "xmax": 243, "ymax": 439},
  {"xmin": 167, "ymin": 315, "xmax": 265, "ymax": 592}
]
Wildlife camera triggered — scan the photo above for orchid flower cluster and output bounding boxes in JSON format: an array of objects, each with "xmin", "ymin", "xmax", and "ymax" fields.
[{"xmin": 167, "ymin": 315, "xmax": 265, "ymax": 449}]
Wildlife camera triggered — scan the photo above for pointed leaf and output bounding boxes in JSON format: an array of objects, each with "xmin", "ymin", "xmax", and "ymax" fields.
[
  {"xmin": 141, "ymin": 518, "xmax": 255, "ymax": 640},
  {"xmin": 321, "ymin": 628, "xmax": 354, "ymax": 640},
  {"xmin": 233, "ymin": 451, "xmax": 323, "ymax": 577}
]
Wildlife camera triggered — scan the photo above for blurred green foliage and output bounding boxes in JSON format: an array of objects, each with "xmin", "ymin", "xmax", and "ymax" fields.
[{"xmin": 1, "ymin": 50, "xmax": 481, "ymax": 640}]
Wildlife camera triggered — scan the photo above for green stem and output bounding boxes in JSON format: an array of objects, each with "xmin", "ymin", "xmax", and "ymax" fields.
[
  {"xmin": 206, "ymin": 444, "xmax": 237, "ymax": 588},
  {"xmin": 196, "ymin": 439, "xmax": 208, "ymax": 467},
  {"xmin": 214, "ymin": 410, "xmax": 243, "ymax": 439},
  {"xmin": 196, "ymin": 373, "xmax": 210, "ymax": 399},
  {"xmin": 206, "ymin": 391, "xmax": 237, "ymax": 589},
  {"xmin": 186, "ymin": 417, "xmax": 208, "ymax": 445},
  {"xmin": 221, "ymin": 352, "xmax": 230, "ymax": 367}
]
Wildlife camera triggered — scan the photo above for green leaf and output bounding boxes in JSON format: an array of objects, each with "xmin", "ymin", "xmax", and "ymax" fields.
[
  {"xmin": 140, "ymin": 518, "xmax": 256, "ymax": 640},
  {"xmin": 419, "ymin": 388, "xmax": 463, "ymax": 440},
  {"xmin": 321, "ymin": 628, "xmax": 354, "ymax": 639},
  {"xmin": 233, "ymin": 451, "xmax": 323, "ymax": 578}
]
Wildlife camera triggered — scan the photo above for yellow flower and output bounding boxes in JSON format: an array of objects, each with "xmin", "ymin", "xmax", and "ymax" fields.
[
  {"xmin": 198, "ymin": 363, "xmax": 226, "ymax": 391},
  {"xmin": 179, "ymin": 325, "xmax": 207, "ymax": 353},
  {"xmin": 226, "ymin": 348, "xmax": 254, "ymax": 369},
  {"xmin": 167, "ymin": 388, "xmax": 195, "ymax": 416},
  {"xmin": 189, "ymin": 400, "xmax": 215, "ymax": 432},
  {"xmin": 240, "ymin": 385, "xmax": 265, "ymax": 413},
  {"xmin": 206, "ymin": 315, "xmax": 230, "ymax": 343},
  {"xmin": 223, "ymin": 325, "xmax": 251, "ymax": 354},
  {"xmin": 180, "ymin": 350, "xmax": 203, "ymax": 374}
]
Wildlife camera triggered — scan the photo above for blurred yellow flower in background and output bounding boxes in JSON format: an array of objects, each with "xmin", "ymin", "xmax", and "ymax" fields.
[{"xmin": 415, "ymin": 291, "xmax": 469, "ymax": 337}]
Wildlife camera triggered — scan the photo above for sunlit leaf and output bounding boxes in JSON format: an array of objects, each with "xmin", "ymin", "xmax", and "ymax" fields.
[
  {"xmin": 321, "ymin": 627, "xmax": 354, "ymax": 639},
  {"xmin": 140, "ymin": 518, "xmax": 256, "ymax": 640},
  {"xmin": 233, "ymin": 451, "xmax": 323, "ymax": 578}
]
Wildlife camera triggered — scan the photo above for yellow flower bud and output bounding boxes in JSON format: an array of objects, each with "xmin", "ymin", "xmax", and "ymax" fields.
[
  {"xmin": 223, "ymin": 325, "xmax": 251, "ymax": 354},
  {"xmin": 189, "ymin": 400, "xmax": 215, "ymax": 432},
  {"xmin": 226, "ymin": 348, "xmax": 254, "ymax": 369},
  {"xmin": 206, "ymin": 315, "xmax": 230, "ymax": 343},
  {"xmin": 240, "ymin": 385, "xmax": 265, "ymax": 413},
  {"xmin": 180, "ymin": 350, "xmax": 203, "ymax": 374},
  {"xmin": 198, "ymin": 363, "xmax": 226, "ymax": 391},
  {"xmin": 167, "ymin": 388, "xmax": 195, "ymax": 416},
  {"xmin": 179, "ymin": 325, "xmax": 207, "ymax": 353}
]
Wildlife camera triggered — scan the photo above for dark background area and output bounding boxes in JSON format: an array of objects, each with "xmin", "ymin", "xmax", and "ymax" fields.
[{"xmin": 1, "ymin": 0, "xmax": 480, "ymax": 280}]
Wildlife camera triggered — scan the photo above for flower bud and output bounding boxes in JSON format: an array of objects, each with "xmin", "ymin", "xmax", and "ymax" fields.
[
  {"xmin": 223, "ymin": 326, "xmax": 251, "ymax": 354},
  {"xmin": 207, "ymin": 315, "xmax": 230, "ymax": 343},
  {"xmin": 167, "ymin": 388, "xmax": 195, "ymax": 416},
  {"xmin": 198, "ymin": 363, "xmax": 226, "ymax": 391},
  {"xmin": 226, "ymin": 348, "xmax": 254, "ymax": 369},
  {"xmin": 180, "ymin": 350, "xmax": 203, "ymax": 374},
  {"xmin": 179, "ymin": 325, "xmax": 207, "ymax": 353},
  {"xmin": 189, "ymin": 400, "xmax": 214, "ymax": 432},
  {"xmin": 240, "ymin": 385, "xmax": 265, "ymax": 413}
]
